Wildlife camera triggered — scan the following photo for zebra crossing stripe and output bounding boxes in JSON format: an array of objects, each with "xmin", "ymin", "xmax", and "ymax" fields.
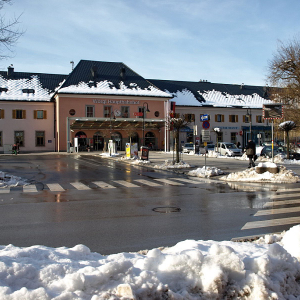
[
  {"xmin": 70, "ymin": 182, "xmax": 91, "ymax": 190},
  {"xmin": 254, "ymin": 206, "xmax": 300, "ymax": 216},
  {"xmin": 23, "ymin": 185, "xmax": 38, "ymax": 193},
  {"xmin": 264, "ymin": 199, "xmax": 300, "ymax": 208},
  {"xmin": 112, "ymin": 180, "xmax": 140, "ymax": 188},
  {"xmin": 47, "ymin": 183, "xmax": 65, "ymax": 192},
  {"xmin": 242, "ymin": 216, "xmax": 300, "ymax": 230},
  {"xmin": 0, "ymin": 188, "xmax": 10, "ymax": 193},
  {"xmin": 154, "ymin": 179, "xmax": 184, "ymax": 185},
  {"xmin": 169, "ymin": 177, "xmax": 203, "ymax": 184},
  {"xmin": 134, "ymin": 179, "xmax": 162, "ymax": 186},
  {"xmin": 271, "ymin": 193, "xmax": 300, "ymax": 199},
  {"xmin": 93, "ymin": 181, "xmax": 116, "ymax": 189}
]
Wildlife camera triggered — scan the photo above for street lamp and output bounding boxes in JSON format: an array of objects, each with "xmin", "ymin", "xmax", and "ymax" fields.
[
  {"xmin": 142, "ymin": 102, "xmax": 150, "ymax": 146},
  {"xmin": 237, "ymin": 98, "xmax": 252, "ymax": 141},
  {"xmin": 246, "ymin": 107, "xmax": 252, "ymax": 140}
]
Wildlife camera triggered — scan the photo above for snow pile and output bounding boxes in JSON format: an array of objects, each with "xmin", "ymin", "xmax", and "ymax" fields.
[
  {"xmin": 188, "ymin": 166, "xmax": 224, "ymax": 178},
  {"xmin": 153, "ymin": 160, "xmax": 191, "ymax": 169},
  {"xmin": 220, "ymin": 165, "xmax": 299, "ymax": 183},
  {"xmin": 0, "ymin": 171, "xmax": 28, "ymax": 188},
  {"xmin": 1, "ymin": 225, "xmax": 300, "ymax": 299},
  {"xmin": 99, "ymin": 152, "xmax": 120, "ymax": 157}
]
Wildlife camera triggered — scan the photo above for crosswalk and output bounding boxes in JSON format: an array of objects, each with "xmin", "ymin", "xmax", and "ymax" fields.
[
  {"xmin": 242, "ymin": 187, "xmax": 300, "ymax": 230},
  {"xmin": 0, "ymin": 177, "xmax": 205, "ymax": 193}
]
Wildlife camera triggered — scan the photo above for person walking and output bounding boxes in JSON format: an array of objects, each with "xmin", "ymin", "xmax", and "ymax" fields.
[{"xmin": 245, "ymin": 139, "xmax": 256, "ymax": 168}]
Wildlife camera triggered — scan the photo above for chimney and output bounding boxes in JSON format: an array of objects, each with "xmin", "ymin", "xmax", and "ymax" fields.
[
  {"xmin": 120, "ymin": 67, "xmax": 126, "ymax": 80},
  {"xmin": 91, "ymin": 65, "xmax": 97, "ymax": 79},
  {"xmin": 7, "ymin": 65, "xmax": 14, "ymax": 78}
]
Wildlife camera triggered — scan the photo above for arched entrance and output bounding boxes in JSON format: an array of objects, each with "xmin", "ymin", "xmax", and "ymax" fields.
[
  {"xmin": 75, "ymin": 131, "xmax": 87, "ymax": 151},
  {"xmin": 111, "ymin": 132, "xmax": 122, "ymax": 150},
  {"xmin": 93, "ymin": 131, "xmax": 104, "ymax": 151},
  {"xmin": 145, "ymin": 132, "xmax": 156, "ymax": 149}
]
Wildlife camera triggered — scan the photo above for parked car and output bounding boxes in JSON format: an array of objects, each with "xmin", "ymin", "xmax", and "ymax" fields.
[
  {"xmin": 182, "ymin": 143, "xmax": 194, "ymax": 153},
  {"xmin": 261, "ymin": 145, "xmax": 300, "ymax": 160},
  {"xmin": 206, "ymin": 144, "xmax": 215, "ymax": 152},
  {"xmin": 217, "ymin": 142, "xmax": 242, "ymax": 157},
  {"xmin": 260, "ymin": 145, "xmax": 286, "ymax": 158}
]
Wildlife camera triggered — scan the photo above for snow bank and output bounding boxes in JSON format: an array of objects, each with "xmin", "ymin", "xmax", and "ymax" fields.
[
  {"xmin": 1, "ymin": 225, "xmax": 300, "ymax": 299},
  {"xmin": 220, "ymin": 165, "xmax": 299, "ymax": 183},
  {"xmin": 187, "ymin": 166, "xmax": 224, "ymax": 178},
  {"xmin": 153, "ymin": 160, "xmax": 191, "ymax": 169}
]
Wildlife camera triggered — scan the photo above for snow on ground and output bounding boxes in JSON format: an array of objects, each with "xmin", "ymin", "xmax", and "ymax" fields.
[
  {"xmin": 0, "ymin": 171, "xmax": 28, "ymax": 188},
  {"xmin": 220, "ymin": 164, "xmax": 299, "ymax": 183},
  {"xmin": 187, "ymin": 166, "xmax": 224, "ymax": 178},
  {"xmin": 1, "ymin": 225, "xmax": 300, "ymax": 299}
]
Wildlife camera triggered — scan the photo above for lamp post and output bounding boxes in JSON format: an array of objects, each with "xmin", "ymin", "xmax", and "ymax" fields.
[
  {"xmin": 246, "ymin": 107, "xmax": 252, "ymax": 140},
  {"xmin": 142, "ymin": 102, "xmax": 150, "ymax": 146}
]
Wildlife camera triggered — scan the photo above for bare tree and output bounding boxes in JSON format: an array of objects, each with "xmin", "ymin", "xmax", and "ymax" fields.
[
  {"xmin": 279, "ymin": 121, "xmax": 296, "ymax": 159},
  {"xmin": 267, "ymin": 36, "xmax": 300, "ymax": 128},
  {"xmin": 0, "ymin": 0, "xmax": 23, "ymax": 59},
  {"xmin": 169, "ymin": 116, "xmax": 190, "ymax": 163}
]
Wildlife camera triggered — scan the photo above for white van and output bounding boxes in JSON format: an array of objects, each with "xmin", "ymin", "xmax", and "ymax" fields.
[{"xmin": 217, "ymin": 142, "xmax": 242, "ymax": 157}]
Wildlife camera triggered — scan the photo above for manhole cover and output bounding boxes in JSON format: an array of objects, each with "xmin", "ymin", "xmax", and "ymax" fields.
[{"xmin": 152, "ymin": 206, "xmax": 181, "ymax": 213}]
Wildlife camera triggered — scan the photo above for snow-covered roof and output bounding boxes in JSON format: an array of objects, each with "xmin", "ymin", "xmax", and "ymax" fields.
[
  {"xmin": 59, "ymin": 80, "xmax": 171, "ymax": 97},
  {"xmin": 57, "ymin": 60, "xmax": 172, "ymax": 98},
  {"xmin": 0, "ymin": 69, "xmax": 67, "ymax": 102},
  {"xmin": 150, "ymin": 79, "xmax": 274, "ymax": 108}
]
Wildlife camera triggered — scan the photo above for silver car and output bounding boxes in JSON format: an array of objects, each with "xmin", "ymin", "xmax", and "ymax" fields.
[{"xmin": 217, "ymin": 142, "xmax": 242, "ymax": 157}]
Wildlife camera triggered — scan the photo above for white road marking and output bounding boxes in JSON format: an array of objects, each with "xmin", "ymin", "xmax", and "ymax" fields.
[
  {"xmin": 264, "ymin": 199, "xmax": 300, "ymax": 208},
  {"xmin": 271, "ymin": 193, "xmax": 300, "ymax": 199},
  {"xmin": 23, "ymin": 184, "xmax": 38, "ymax": 193},
  {"xmin": 242, "ymin": 216, "xmax": 300, "ymax": 230},
  {"xmin": 0, "ymin": 188, "xmax": 10, "ymax": 193},
  {"xmin": 47, "ymin": 183, "xmax": 65, "ymax": 192},
  {"xmin": 154, "ymin": 179, "xmax": 184, "ymax": 185},
  {"xmin": 134, "ymin": 179, "xmax": 162, "ymax": 187},
  {"xmin": 70, "ymin": 182, "xmax": 91, "ymax": 190},
  {"xmin": 169, "ymin": 177, "xmax": 203, "ymax": 184},
  {"xmin": 93, "ymin": 181, "xmax": 116, "ymax": 189},
  {"xmin": 255, "ymin": 206, "xmax": 300, "ymax": 216},
  {"xmin": 276, "ymin": 188, "xmax": 300, "ymax": 193},
  {"xmin": 112, "ymin": 180, "xmax": 140, "ymax": 188}
]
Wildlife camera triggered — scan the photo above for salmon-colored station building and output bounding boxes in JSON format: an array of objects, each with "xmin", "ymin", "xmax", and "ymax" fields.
[{"xmin": 0, "ymin": 59, "xmax": 273, "ymax": 154}]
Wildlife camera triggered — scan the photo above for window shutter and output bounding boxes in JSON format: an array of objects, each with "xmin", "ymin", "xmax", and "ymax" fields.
[
  {"xmin": 43, "ymin": 110, "xmax": 47, "ymax": 119},
  {"xmin": 221, "ymin": 115, "xmax": 224, "ymax": 122},
  {"xmin": 229, "ymin": 115, "xmax": 232, "ymax": 122},
  {"xmin": 236, "ymin": 115, "xmax": 238, "ymax": 122},
  {"xmin": 256, "ymin": 116, "xmax": 259, "ymax": 122},
  {"xmin": 192, "ymin": 114, "xmax": 195, "ymax": 122},
  {"xmin": 243, "ymin": 115, "xmax": 245, "ymax": 122},
  {"xmin": 23, "ymin": 110, "xmax": 26, "ymax": 119},
  {"xmin": 12, "ymin": 110, "xmax": 16, "ymax": 119},
  {"xmin": 215, "ymin": 115, "xmax": 218, "ymax": 122},
  {"xmin": 0, "ymin": 109, "xmax": 3, "ymax": 119},
  {"xmin": 34, "ymin": 110, "xmax": 37, "ymax": 119}
]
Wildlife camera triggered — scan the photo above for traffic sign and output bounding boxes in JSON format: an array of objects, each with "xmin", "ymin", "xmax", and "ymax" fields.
[
  {"xmin": 200, "ymin": 114, "xmax": 209, "ymax": 121},
  {"xmin": 202, "ymin": 121, "xmax": 210, "ymax": 129}
]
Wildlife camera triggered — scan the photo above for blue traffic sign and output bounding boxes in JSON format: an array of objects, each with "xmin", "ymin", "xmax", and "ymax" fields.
[{"xmin": 200, "ymin": 114, "xmax": 209, "ymax": 121}]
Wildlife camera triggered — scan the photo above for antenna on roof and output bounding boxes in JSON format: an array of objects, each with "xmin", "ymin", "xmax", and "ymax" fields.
[{"xmin": 70, "ymin": 61, "xmax": 74, "ymax": 71}]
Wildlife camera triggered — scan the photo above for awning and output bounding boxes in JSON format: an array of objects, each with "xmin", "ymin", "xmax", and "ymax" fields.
[{"xmin": 69, "ymin": 117, "xmax": 165, "ymax": 130}]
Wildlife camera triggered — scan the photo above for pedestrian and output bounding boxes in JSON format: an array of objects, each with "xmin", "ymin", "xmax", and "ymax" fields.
[
  {"xmin": 12, "ymin": 144, "xmax": 17, "ymax": 155},
  {"xmin": 245, "ymin": 139, "xmax": 256, "ymax": 168}
]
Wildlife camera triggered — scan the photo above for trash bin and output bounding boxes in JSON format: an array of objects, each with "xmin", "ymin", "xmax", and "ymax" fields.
[{"xmin": 140, "ymin": 146, "xmax": 149, "ymax": 160}]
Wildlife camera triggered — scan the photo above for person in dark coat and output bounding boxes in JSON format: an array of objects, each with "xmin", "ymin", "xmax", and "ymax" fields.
[{"xmin": 245, "ymin": 140, "xmax": 256, "ymax": 168}]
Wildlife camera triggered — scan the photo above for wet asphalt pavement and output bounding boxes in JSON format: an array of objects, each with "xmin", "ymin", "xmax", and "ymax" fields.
[{"xmin": 0, "ymin": 152, "xmax": 300, "ymax": 254}]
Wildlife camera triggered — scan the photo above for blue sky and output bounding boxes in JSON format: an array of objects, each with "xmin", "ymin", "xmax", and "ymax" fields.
[{"xmin": 2, "ymin": 0, "xmax": 300, "ymax": 86}]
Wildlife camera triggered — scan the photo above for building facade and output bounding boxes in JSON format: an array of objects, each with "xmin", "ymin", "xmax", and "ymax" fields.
[{"xmin": 0, "ymin": 60, "xmax": 275, "ymax": 154}]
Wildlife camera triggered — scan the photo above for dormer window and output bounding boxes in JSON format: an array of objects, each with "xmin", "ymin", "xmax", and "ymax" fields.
[
  {"xmin": 0, "ymin": 88, "xmax": 8, "ymax": 93},
  {"xmin": 22, "ymin": 89, "xmax": 35, "ymax": 94}
]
